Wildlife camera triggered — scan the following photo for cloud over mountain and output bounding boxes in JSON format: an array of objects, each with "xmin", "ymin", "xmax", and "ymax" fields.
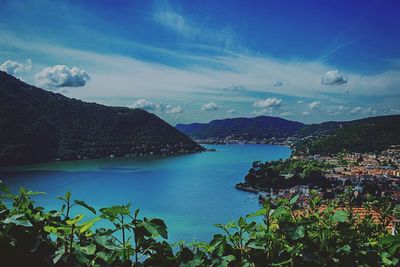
[
  {"xmin": 308, "ymin": 101, "xmax": 321, "ymax": 110},
  {"xmin": 0, "ymin": 59, "xmax": 32, "ymax": 75},
  {"xmin": 128, "ymin": 99, "xmax": 161, "ymax": 111},
  {"xmin": 35, "ymin": 65, "xmax": 90, "ymax": 89},
  {"xmin": 253, "ymin": 98, "xmax": 282, "ymax": 109},
  {"xmin": 201, "ymin": 102, "xmax": 219, "ymax": 111},
  {"xmin": 166, "ymin": 105, "xmax": 184, "ymax": 114}
]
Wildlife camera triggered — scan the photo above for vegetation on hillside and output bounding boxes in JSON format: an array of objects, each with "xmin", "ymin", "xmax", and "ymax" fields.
[
  {"xmin": 295, "ymin": 115, "xmax": 400, "ymax": 155},
  {"xmin": 176, "ymin": 116, "xmax": 304, "ymax": 139},
  {"xmin": 1, "ymin": 181, "xmax": 400, "ymax": 266},
  {"xmin": 241, "ymin": 159, "xmax": 332, "ymax": 190},
  {"xmin": 0, "ymin": 71, "xmax": 204, "ymax": 166}
]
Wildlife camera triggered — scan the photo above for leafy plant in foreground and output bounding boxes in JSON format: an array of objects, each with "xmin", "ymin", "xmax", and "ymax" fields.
[{"xmin": 1, "ymin": 180, "xmax": 400, "ymax": 266}]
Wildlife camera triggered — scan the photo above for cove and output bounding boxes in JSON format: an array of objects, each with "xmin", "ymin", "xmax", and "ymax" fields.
[{"xmin": 1, "ymin": 144, "xmax": 291, "ymax": 242}]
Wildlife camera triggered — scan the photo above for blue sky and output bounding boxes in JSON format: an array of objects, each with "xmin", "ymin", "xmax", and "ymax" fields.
[{"xmin": 0, "ymin": 0, "xmax": 399, "ymax": 125}]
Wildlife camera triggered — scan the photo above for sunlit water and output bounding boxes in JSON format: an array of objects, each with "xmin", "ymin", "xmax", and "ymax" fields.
[{"xmin": 1, "ymin": 144, "xmax": 291, "ymax": 242}]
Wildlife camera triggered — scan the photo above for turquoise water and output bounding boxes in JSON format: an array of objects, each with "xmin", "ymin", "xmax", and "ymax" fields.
[{"xmin": 1, "ymin": 144, "xmax": 291, "ymax": 242}]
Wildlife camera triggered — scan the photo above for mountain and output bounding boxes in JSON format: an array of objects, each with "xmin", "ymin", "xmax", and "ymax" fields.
[
  {"xmin": 0, "ymin": 71, "xmax": 204, "ymax": 166},
  {"xmin": 176, "ymin": 116, "xmax": 305, "ymax": 140},
  {"xmin": 176, "ymin": 114, "xmax": 400, "ymax": 154},
  {"xmin": 294, "ymin": 115, "xmax": 400, "ymax": 155}
]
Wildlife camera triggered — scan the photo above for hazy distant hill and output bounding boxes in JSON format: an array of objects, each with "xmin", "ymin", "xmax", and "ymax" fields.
[
  {"xmin": 0, "ymin": 71, "xmax": 204, "ymax": 165},
  {"xmin": 176, "ymin": 116, "xmax": 305, "ymax": 139},
  {"xmin": 295, "ymin": 115, "xmax": 400, "ymax": 155},
  {"xmin": 177, "ymin": 113, "xmax": 400, "ymax": 154}
]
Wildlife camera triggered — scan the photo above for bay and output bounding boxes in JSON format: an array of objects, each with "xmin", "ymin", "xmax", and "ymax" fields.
[{"xmin": 1, "ymin": 144, "xmax": 291, "ymax": 242}]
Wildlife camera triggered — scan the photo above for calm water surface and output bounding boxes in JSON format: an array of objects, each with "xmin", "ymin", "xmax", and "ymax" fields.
[{"xmin": 1, "ymin": 144, "xmax": 291, "ymax": 242}]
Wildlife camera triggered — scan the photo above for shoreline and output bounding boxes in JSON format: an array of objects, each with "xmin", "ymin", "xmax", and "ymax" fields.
[{"xmin": 235, "ymin": 183, "xmax": 263, "ymax": 194}]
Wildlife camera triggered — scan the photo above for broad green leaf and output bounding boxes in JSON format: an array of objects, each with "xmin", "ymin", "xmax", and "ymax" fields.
[
  {"xmin": 53, "ymin": 246, "xmax": 65, "ymax": 264},
  {"xmin": 2, "ymin": 214, "xmax": 33, "ymax": 227},
  {"xmin": 142, "ymin": 218, "xmax": 168, "ymax": 239},
  {"xmin": 75, "ymin": 250, "xmax": 90, "ymax": 265},
  {"xmin": 332, "ymin": 210, "xmax": 348, "ymax": 223},
  {"xmin": 80, "ymin": 244, "xmax": 96, "ymax": 255},
  {"xmin": 80, "ymin": 217, "xmax": 100, "ymax": 234},
  {"xmin": 292, "ymin": 225, "xmax": 305, "ymax": 240},
  {"xmin": 74, "ymin": 200, "xmax": 96, "ymax": 214},
  {"xmin": 336, "ymin": 244, "xmax": 351, "ymax": 254},
  {"xmin": 238, "ymin": 217, "xmax": 246, "ymax": 228},
  {"xmin": 94, "ymin": 234, "xmax": 122, "ymax": 250},
  {"xmin": 271, "ymin": 206, "xmax": 288, "ymax": 219},
  {"xmin": 66, "ymin": 214, "xmax": 84, "ymax": 225},
  {"xmin": 100, "ymin": 204, "xmax": 130, "ymax": 220},
  {"xmin": 289, "ymin": 195, "xmax": 300, "ymax": 205},
  {"xmin": 246, "ymin": 208, "xmax": 267, "ymax": 218}
]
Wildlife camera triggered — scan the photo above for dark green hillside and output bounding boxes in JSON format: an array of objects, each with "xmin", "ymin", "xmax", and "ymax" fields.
[
  {"xmin": 295, "ymin": 115, "xmax": 400, "ymax": 155},
  {"xmin": 176, "ymin": 116, "xmax": 305, "ymax": 139},
  {"xmin": 0, "ymin": 71, "xmax": 204, "ymax": 165}
]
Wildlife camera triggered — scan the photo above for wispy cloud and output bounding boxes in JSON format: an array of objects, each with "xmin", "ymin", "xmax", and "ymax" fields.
[
  {"xmin": 254, "ymin": 98, "xmax": 282, "ymax": 109},
  {"xmin": 0, "ymin": 59, "xmax": 32, "ymax": 75},
  {"xmin": 153, "ymin": 1, "xmax": 237, "ymax": 51},
  {"xmin": 201, "ymin": 101, "xmax": 219, "ymax": 111},
  {"xmin": 1, "ymin": 21, "xmax": 399, "ymax": 125},
  {"xmin": 308, "ymin": 101, "xmax": 321, "ymax": 110}
]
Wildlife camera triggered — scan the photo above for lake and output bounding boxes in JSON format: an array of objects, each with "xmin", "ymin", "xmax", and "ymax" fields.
[{"xmin": 0, "ymin": 144, "xmax": 291, "ymax": 242}]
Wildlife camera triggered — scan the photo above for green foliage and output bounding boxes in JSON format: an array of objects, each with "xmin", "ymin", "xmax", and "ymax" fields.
[
  {"xmin": 1, "ymin": 181, "xmax": 400, "ymax": 266},
  {"xmin": 296, "ymin": 115, "xmax": 400, "ymax": 155},
  {"xmin": 176, "ymin": 116, "xmax": 304, "ymax": 139},
  {"xmin": 244, "ymin": 158, "xmax": 331, "ymax": 189}
]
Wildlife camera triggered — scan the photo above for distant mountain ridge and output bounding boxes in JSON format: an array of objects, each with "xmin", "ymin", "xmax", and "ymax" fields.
[
  {"xmin": 0, "ymin": 71, "xmax": 204, "ymax": 166},
  {"xmin": 176, "ymin": 116, "xmax": 305, "ymax": 139},
  {"xmin": 176, "ymin": 114, "xmax": 400, "ymax": 154}
]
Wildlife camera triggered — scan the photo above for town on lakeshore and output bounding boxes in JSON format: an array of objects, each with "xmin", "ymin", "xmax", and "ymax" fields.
[{"xmin": 237, "ymin": 145, "xmax": 400, "ymax": 208}]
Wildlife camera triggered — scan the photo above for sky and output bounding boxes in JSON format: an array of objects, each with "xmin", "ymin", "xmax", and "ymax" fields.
[{"xmin": 0, "ymin": 0, "xmax": 400, "ymax": 125}]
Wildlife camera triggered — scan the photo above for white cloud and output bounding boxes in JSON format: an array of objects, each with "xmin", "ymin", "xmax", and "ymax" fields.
[
  {"xmin": 227, "ymin": 108, "xmax": 237, "ymax": 114},
  {"xmin": 297, "ymin": 100, "xmax": 304, "ymax": 104},
  {"xmin": 201, "ymin": 101, "xmax": 219, "ymax": 111},
  {"xmin": 321, "ymin": 70, "xmax": 348, "ymax": 85},
  {"xmin": 253, "ymin": 98, "xmax": 282, "ymax": 109},
  {"xmin": 128, "ymin": 99, "xmax": 160, "ymax": 111},
  {"xmin": 35, "ymin": 65, "xmax": 90, "ymax": 89},
  {"xmin": 166, "ymin": 105, "xmax": 184, "ymax": 114},
  {"xmin": 128, "ymin": 100, "xmax": 184, "ymax": 114},
  {"xmin": 302, "ymin": 111, "xmax": 310, "ymax": 116},
  {"xmin": 0, "ymin": 59, "xmax": 32, "ymax": 75},
  {"xmin": 308, "ymin": 101, "xmax": 321, "ymax": 110},
  {"xmin": 222, "ymin": 84, "xmax": 246, "ymax": 92},
  {"xmin": 350, "ymin": 106, "xmax": 377, "ymax": 115},
  {"xmin": 153, "ymin": 2, "xmax": 236, "ymax": 50}
]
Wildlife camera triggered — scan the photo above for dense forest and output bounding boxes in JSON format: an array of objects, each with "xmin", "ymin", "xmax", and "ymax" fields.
[
  {"xmin": 176, "ymin": 116, "xmax": 305, "ymax": 139},
  {"xmin": 0, "ymin": 71, "xmax": 204, "ymax": 165},
  {"xmin": 295, "ymin": 115, "xmax": 400, "ymax": 155},
  {"xmin": 176, "ymin": 114, "xmax": 400, "ymax": 155},
  {"xmin": 1, "ymin": 182, "xmax": 399, "ymax": 266},
  {"xmin": 241, "ymin": 159, "xmax": 332, "ymax": 190}
]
